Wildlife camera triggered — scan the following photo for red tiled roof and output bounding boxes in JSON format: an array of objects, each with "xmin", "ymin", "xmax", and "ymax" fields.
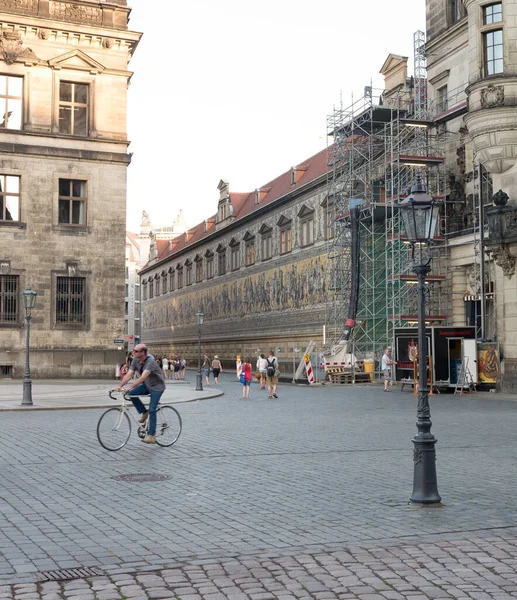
[{"xmin": 145, "ymin": 145, "xmax": 330, "ymax": 269}]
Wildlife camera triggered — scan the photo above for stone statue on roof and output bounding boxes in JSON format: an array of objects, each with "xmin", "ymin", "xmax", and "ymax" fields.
[{"xmin": 141, "ymin": 210, "xmax": 151, "ymax": 226}]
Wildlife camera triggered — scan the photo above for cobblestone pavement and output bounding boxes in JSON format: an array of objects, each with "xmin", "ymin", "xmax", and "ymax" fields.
[{"xmin": 0, "ymin": 375, "xmax": 516, "ymax": 598}]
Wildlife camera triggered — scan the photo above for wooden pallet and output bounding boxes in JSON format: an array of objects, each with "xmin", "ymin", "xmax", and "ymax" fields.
[{"xmin": 328, "ymin": 371, "xmax": 371, "ymax": 384}]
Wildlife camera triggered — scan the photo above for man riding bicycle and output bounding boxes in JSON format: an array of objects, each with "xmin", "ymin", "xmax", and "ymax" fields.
[{"xmin": 116, "ymin": 343, "xmax": 165, "ymax": 444}]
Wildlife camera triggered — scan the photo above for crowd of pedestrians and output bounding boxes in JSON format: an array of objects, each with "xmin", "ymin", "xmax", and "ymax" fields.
[{"xmin": 120, "ymin": 348, "xmax": 281, "ymax": 398}]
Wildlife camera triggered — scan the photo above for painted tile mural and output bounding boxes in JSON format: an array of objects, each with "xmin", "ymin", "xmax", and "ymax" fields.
[{"xmin": 143, "ymin": 255, "xmax": 328, "ymax": 330}]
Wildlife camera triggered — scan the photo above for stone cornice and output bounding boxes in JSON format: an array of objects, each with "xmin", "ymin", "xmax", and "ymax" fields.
[
  {"xmin": 0, "ymin": 140, "xmax": 131, "ymax": 164},
  {"xmin": 464, "ymin": 109, "xmax": 517, "ymax": 137}
]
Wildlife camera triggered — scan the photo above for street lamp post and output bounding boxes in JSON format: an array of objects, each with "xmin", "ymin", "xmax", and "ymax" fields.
[
  {"xmin": 196, "ymin": 310, "xmax": 204, "ymax": 391},
  {"xmin": 399, "ymin": 175, "xmax": 442, "ymax": 505},
  {"xmin": 21, "ymin": 286, "xmax": 37, "ymax": 406}
]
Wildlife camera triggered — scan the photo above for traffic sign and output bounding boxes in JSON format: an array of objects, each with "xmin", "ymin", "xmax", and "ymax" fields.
[{"xmin": 114, "ymin": 339, "xmax": 124, "ymax": 344}]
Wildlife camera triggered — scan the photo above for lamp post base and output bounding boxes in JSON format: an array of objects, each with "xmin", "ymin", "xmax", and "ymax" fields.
[
  {"xmin": 196, "ymin": 372, "xmax": 203, "ymax": 391},
  {"xmin": 22, "ymin": 378, "xmax": 33, "ymax": 406},
  {"xmin": 410, "ymin": 434, "xmax": 441, "ymax": 504}
]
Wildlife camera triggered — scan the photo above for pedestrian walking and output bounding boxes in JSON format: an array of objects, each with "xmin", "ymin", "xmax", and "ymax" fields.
[
  {"xmin": 202, "ymin": 353, "xmax": 211, "ymax": 385},
  {"xmin": 174, "ymin": 355, "xmax": 181, "ymax": 380},
  {"xmin": 162, "ymin": 356, "xmax": 169, "ymax": 379},
  {"xmin": 381, "ymin": 347, "xmax": 397, "ymax": 391},
  {"xmin": 241, "ymin": 357, "xmax": 252, "ymax": 399},
  {"xmin": 256, "ymin": 353, "xmax": 267, "ymax": 389},
  {"xmin": 180, "ymin": 357, "xmax": 186, "ymax": 380},
  {"xmin": 266, "ymin": 350, "xmax": 279, "ymax": 398},
  {"xmin": 211, "ymin": 355, "xmax": 222, "ymax": 384}
]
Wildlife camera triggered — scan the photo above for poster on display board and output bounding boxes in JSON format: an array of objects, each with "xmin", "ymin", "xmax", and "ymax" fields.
[{"xmin": 477, "ymin": 343, "xmax": 499, "ymax": 384}]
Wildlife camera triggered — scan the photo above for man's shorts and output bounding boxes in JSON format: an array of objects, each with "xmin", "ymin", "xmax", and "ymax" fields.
[
  {"xmin": 266, "ymin": 375, "xmax": 278, "ymax": 385},
  {"xmin": 383, "ymin": 368, "xmax": 391, "ymax": 381}
]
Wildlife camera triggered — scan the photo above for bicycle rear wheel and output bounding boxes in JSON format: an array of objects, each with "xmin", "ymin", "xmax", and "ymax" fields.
[
  {"xmin": 155, "ymin": 405, "xmax": 182, "ymax": 447},
  {"xmin": 97, "ymin": 408, "xmax": 131, "ymax": 451}
]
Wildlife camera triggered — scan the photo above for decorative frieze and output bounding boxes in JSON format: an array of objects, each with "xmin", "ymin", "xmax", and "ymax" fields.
[
  {"xmin": 50, "ymin": 2, "xmax": 102, "ymax": 24},
  {"xmin": 0, "ymin": 0, "xmax": 38, "ymax": 14}
]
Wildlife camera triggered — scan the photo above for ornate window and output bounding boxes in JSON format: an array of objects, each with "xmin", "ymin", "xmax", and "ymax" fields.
[
  {"xmin": 229, "ymin": 238, "xmax": 240, "ymax": 271},
  {"xmin": 0, "ymin": 75, "xmax": 22, "ymax": 130},
  {"xmin": 149, "ymin": 278, "xmax": 154, "ymax": 299},
  {"xmin": 278, "ymin": 216, "xmax": 292, "ymax": 254},
  {"xmin": 168, "ymin": 267, "xmax": 175, "ymax": 292},
  {"xmin": 59, "ymin": 81, "xmax": 88, "ymax": 136},
  {"xmin": 259, "ymin": 224, "xmax": 273, "ymax": 260},
  {"xmin": 205, "ymin": 250, "xmax": 214, "ymax": 279},
  {"xmin": 217, "ymin": 245, "xmax": 226, "ymax": 276},
  {"xmin": 162, "ymin": 270, "xmax": 168, "ymax": 294},
  {"xmin": 58, "ymin": 179, "xmax": 87, "ymax": 225},
  {"xmin": 195, "ymin": 255, "xmax": 203, "ymax": 283},
  {"xmin": 0, "ymin": 274, "xmax": 18, "ymax": 324},
  {"xmin": 0, "ymin": 174, "xmax": 20, "ymax": 222},
  {"xmin": 177, "ymin": 266, "xmax": 183, "ymax": 289},
  {"xmin": 299, "ymin": 206, "xmax": 315, "ymax": 247},
  {"xmin": 244, "ymin": 232, "xmax": 255, "ymax": 266},
  {"xmin": 185, "ymin": 260, "xmax": 193, "ymax": 286}
]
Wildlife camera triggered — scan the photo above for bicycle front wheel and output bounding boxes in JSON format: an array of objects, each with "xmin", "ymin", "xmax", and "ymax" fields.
[
  {"xmin": 155, "ymin": 405, "xmax": 182, "ymax": 447},
  {"xmin": 97, "ymin": 408, "xmax": 131, "ymax": 451}
]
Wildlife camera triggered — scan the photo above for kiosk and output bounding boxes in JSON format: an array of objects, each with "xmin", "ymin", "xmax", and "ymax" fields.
[{"xmin": 394, "ymin": 326, "xmax": 477, "ymax": 388}]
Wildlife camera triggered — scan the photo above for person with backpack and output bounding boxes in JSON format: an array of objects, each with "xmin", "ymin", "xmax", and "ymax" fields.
[{"xmin": 266, "ymin": 350, "xmax": 279, "ymax": 398}]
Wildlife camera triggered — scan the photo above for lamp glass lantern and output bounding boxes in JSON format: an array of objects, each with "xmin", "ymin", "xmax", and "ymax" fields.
[
  {"xmin": 21, "ymin": 286, "xmax": 37, "ymax": 311},
  {"xmin": 399, "ymin": 177, "xmax": 441, "ymax": 244},
  {"xmin": 196, "ymin": 311, "xmax": 204, "ymax": 325}
]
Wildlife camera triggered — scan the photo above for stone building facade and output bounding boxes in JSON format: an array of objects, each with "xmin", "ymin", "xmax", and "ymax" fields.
[
  {"xmin": 0, "ymin": 0, "xmax": 141, "ymax": 378},
  {"xmin": 138, "ymin": 153, "xmax": 329, "ymax": 372},
  {"xmin": 426, "ymin": 0, "xmax": 517, "ymax": 390}
]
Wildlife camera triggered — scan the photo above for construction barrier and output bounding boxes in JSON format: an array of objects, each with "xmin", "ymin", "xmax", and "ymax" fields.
[{"xmin": 304, "ymin": 353, "xmax": 315, "ymax": 384}]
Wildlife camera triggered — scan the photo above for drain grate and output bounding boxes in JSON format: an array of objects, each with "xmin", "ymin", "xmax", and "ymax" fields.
[
  {"xmin": 113, "ymin": 473, "xmax": 171, "ymax": 483},
  {"xmin": 36, "ymin": 567, "xmax": 103, "ymax": 582}
]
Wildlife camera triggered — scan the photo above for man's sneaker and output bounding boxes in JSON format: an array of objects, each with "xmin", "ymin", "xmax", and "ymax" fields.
[
  {"xmin": 138, "ymin": 411, "xmax": 149, "ymax": 423},
  {"xmin": 273, "ymin": 394, "xmax": 278, "ymax": 398},
  {"xmin": 142, "ymin": 435, "xmax": 156, "ymax": 444}
]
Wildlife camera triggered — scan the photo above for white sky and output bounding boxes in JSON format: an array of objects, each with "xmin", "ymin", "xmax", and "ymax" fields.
[{"xmin": 126, "ymin": 1, "xmax": 425, "ymax": 233}]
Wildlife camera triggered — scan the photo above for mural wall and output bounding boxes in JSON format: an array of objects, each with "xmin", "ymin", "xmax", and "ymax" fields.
[{"xmin": 143, "ymin": 254, "xmax": 328, "ymax": 332}]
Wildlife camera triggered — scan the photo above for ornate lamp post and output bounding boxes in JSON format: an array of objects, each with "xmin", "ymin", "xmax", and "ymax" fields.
[
  {"xmin": 399, "ymin": 175, "xmax": 442, "ymax": 504},
  {"xmin": 196, "ymin": 310, "xmax": 204, "ymax": 391},
  {"xmin": 21, "ymin": 286, "xmax": 37, "ymax": 406}
]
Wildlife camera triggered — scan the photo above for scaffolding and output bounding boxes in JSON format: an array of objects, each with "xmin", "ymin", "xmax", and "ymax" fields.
[{"xmin": 325, "ymin": 31, "xmax": 448, "ymax": 367}]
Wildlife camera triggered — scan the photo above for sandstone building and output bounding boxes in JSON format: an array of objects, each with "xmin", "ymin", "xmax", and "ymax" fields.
[
  {"xmin": 140, "ymin": 0, "xmax": 517, "ymax": 391},
  {"xmin": 426, "ymin": 0, "xmax": 517, "ymax": 390},
  {"xmin": 138, "ymin": 156, "xmax": 330, "ymax": 374},
  {"xmin": 0, "ymin": 0, "xmax": 141, "ymax": 378}
]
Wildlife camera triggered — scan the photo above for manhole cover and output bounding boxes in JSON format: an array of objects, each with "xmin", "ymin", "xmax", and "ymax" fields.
[
  {"xmin": 113, "ymin": 473, "xmax": 171, "ymax": 483},
  {"xmin": 36, "ymin": 567, "xmax": 103, "ymax": 582}
]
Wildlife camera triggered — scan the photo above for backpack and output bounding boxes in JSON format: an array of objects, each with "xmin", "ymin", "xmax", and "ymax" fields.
[{"xmin": 266, "ymin": 358, "xmax": 276, "ymax": 377}]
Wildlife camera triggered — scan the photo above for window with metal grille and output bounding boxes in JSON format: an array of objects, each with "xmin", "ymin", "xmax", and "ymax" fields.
[
  {"xmin": 58, "ymin": 179, "xmax": 86, "ymax": 225},
  {"xmin": 0, "ymin": 174, "xmax": 20, "ymax": 222},
  {"xmin": 56, "ymin": 277, "xmax": 86, "ymax": 324},
  {"xmin": 0, "ymin": 74, "xmax": 22, "ymax": 130},
  {"xmin": 59, "ymin": 81, "xmax": 88, "ymax": 136},
  {"xmin": 0, "ymin": 274, "xmax": 18, "ymax": 324}
]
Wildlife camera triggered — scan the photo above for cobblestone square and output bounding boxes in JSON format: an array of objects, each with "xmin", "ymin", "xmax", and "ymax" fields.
[{"xmin": 0, "ymin": 377, "xmax": 516, "ymax": 598}]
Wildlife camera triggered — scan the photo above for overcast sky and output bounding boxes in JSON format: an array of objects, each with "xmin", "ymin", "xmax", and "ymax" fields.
[{"xmin": 126, "ymin": 1, "xmax": 425, "ymax": 234}]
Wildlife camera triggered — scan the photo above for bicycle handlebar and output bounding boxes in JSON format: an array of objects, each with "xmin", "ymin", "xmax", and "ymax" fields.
[{"xmin": 108, "ymin": 390, "xmax": 134, "ymax": 402}]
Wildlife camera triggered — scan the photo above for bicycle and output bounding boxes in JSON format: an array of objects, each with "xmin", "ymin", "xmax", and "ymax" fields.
[{"xmin": 97, "ymin": 390, "xmax": 182, "ymax": 451}]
